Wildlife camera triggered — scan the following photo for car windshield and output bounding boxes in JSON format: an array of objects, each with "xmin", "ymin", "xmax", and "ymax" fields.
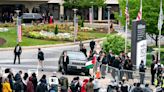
[{"xmin": 67, "ymin": 51, "xmax": 86, "ymax": 60}]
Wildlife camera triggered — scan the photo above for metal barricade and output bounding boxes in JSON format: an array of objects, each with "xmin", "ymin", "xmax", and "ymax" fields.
[{"xmin": 92, "ymin": 62, "xmax": 152, "ymax": 84}]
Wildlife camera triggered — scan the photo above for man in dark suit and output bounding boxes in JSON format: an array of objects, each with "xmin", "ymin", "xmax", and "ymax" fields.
[
  {"xmin": 89, "ymin": 40, "xmax": 96, "ymax": 52},
  {"xmin": 62, "ymin": 51, "xmax": 69, "ymax": 74},
  {"xmin": 14, "ymin": 44, "xmax": 22, "ymax": 64}
]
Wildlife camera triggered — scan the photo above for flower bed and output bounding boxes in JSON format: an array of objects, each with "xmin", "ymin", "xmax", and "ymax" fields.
[{"xmin": 22, "ymin": 24, "xmax": 95, "ymax": 41}]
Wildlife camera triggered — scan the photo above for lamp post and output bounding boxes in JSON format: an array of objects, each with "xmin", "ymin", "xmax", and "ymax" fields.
[
  {"xmin": 15, "ymin": 9, "xmax": 21, "ymax": 43},
  {"xmin": 73, "ymin": 8, "xmax": 78, "ymax": 44},
  {"xmin": 107, "ymin": 6, "xmax": 111, "ymax": 33}
]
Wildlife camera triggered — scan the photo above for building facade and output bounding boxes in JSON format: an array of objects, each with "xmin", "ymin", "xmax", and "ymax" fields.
[{"xmin": 0, "ymin": 0, "xmax": 119, "ymax": 21}]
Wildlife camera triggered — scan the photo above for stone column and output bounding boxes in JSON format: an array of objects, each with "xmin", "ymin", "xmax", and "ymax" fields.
[
  {"xmin": 60, "ymin": 3, "xmax": 64, "ymax": 20},
  {"xmin": 98, "ymin": 7, "xmax": 102, "ymax": 21}
]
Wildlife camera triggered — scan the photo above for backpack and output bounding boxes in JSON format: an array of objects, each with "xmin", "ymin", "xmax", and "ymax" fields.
[
  {"xmin": 157, "ymin": 64, "xmax": 162, "ymax": 73},
  {"xmin": 70, "ymin": 81, "xmax": 76, "ymax": 91},
  {"xmin": 14, "ymin": 81, "xmax": 21, "ymax": 91}
]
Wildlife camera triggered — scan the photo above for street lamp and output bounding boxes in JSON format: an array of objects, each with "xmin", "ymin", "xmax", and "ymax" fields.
[
  {"xmin": 15, "ymin": 9, "xmax": 21, "ymax": 43},
  {"xmin": 107, "ymin": 6, "xmax": 111, "ymax": 33},
  {"xmin": 73, "ymin": 8, "xmax": 78, "ymax": 44}
]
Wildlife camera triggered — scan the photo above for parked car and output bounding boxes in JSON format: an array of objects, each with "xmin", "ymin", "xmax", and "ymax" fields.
[
  {"xmin": 21, "ymin": 13, "xmax": 43, "ymax": 23},
  {"xmin": 58, "ymin": 50, "xmax": 89, "ymax": 75}
]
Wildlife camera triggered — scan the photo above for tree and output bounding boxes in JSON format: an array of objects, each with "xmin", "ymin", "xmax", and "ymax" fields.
[
  {"xmin": 102, "ymin": 34, "xmax": 130, "ymax": 55},
  {"xmin": 54, "ymin": 25, "xmax": 58, "ymax": 35},
  {"xmin": 117, "ymin": 0, "xmax": 164, "ymax": 46}
]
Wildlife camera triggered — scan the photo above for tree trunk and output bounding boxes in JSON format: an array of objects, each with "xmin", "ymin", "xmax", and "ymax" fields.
[{"xmin": 155, "ymin": 35, "xmax": 158, "ymax": 47}]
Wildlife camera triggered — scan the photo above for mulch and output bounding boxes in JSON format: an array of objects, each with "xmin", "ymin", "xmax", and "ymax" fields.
[{"xmin": 0, "ymin": 37, "xmax": 6, "ymax": 45}]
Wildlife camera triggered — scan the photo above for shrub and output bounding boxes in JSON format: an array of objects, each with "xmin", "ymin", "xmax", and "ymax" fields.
[
  {"xmin": 102, "ymin": 34, "xmax": 130, "ymax": 55},
  {"xmin": 54, "ymin": 25, "xmax": 58, "ymax": 35}
]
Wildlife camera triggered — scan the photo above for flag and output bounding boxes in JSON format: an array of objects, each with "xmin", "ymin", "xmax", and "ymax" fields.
[
  {"xmin": 85, "ymin": 56, "xmax": 96, "ymax": 69},
  {"xmin": 17, "ymin": 18, "xmax": 22, "ymax": 42},
  {"xmin": 136, "ymin": 0, "xmax": 142, "ymax": 21},
  {"xmin": 125, "ymin": 0, "xmax": 129, "ymax": 24},
  {"xmin": 158, "ymin": 0, "xmax": 163, "ymax": 31}
]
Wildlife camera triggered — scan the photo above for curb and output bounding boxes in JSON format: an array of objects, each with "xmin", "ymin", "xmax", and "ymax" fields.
[{"xmin": 0, "ymin": 38, "xmax": 106, "ymax": 51}]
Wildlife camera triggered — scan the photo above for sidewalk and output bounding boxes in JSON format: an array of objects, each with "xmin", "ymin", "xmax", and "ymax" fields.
[{"xmin": 0, "ymin": 38, "xmax": 105, "ymax": 51}]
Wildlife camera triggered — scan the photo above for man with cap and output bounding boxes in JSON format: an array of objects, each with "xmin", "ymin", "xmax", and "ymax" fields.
[{"xmin": 48, "ymin": 72, "xmax": 59, "ymax": 92}]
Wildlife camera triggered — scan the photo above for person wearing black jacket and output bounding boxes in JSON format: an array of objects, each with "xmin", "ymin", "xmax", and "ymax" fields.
[
  {"xmin": 139, "ymin": 60, "xmax": 146, "ymax": 84},
  {"xmin": 89, "ymin": 40, "xmax": 96, "ymax": 52},
  {"xmin": 151, "ymin": 61, "xmax": 156, "ymax": 85},
  {"xmin": 62, "ymin": 51, "xmax": 69, "ymax": 74},
  {"xmin": 13, "ymin": 44, "xmax": 22, "ymax": 64},
  {"xmin": 38, "ymin": 48, "xmax": 44, "ymax": 71}
]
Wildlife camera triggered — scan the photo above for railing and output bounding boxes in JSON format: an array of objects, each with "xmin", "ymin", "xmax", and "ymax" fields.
[{"xmin": 93, "ymin": 61, "xmax": 152, "ymax": 84}]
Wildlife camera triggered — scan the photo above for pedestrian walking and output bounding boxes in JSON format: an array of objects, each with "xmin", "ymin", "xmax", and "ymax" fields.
[
  {"xmin": 59, "ymin": 74, "xmax": 69, "ymax": 92},
  {"xmin": 38, "ymin": 48, "xmax": 44, "ymax": 71},
  {"xmin": 2, "ymin": 78, "xmax": 12, "ymax": 92},
  {"xmin": 93, "ymin": 79, "xmax": 100, "ymax": 92},
  {"xmin": 26, "ymin": 77, "xmax": 34, "ymax": 92},
  {"xmin": 13, "ymin": 44, "xmax": 22, "ymax": 64},
  {"xmin": 151, "ymin": 61, "xmax": 156, "ymax": 85},
  {"xmin": 62, "ymin": 51, "xmax": 69, "ymax": 74},
  {"xmin": 139, "ymin": 60, "xmax": 146, "ymax": 84},
  {"xmin": 89, "ymin": 40, "xmax": 96, "ymax": 52}
]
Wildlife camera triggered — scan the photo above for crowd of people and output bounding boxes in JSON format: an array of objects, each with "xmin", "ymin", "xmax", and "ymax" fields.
[{"xmin": 79, "ymin": 40, "xmax": 164, "ymax": 91}]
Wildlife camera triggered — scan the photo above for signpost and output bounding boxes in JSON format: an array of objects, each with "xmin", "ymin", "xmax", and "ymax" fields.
[{"xmin": 131, "ymin": 20, "xmax": 147, "ymax": 68}]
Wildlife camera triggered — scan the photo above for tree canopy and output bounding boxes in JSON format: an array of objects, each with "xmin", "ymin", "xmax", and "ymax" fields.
[
  {"xmin": 117, "ymin": 0, "xmax": 164, "ymax": 45},
  {"xmin": 64, "ymin": 0, "xmax": 105, "ymax": 8}
]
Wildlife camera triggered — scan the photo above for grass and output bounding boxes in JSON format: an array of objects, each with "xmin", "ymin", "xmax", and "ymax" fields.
[
  {"xmin": 0, "ymin": 27, "xmax": 107, "ymax": 48},
  {"xmin": 0, "ymin": 28, "xmax": 65, "ymax": 48},
  {"xmin": 78, "ymin": 31, "xmax": 107, "ymax": 38}
]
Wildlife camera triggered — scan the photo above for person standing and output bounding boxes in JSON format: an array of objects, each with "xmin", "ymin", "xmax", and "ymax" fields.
[
  {"xmin": 89, "ymin": 40, "xmax": 96, "ymax": 52},
  {"xmin": 59, "ymin": 74, "xmax": 69, "ymax": 92},
  {"xmin": 26, "ymin": 77, "xmax": 34, "ymax": 92},
  {"xmin": 38, "ymin": 48, "xmax": 44, "ymax": 71},
  {"xmin": 31, "ymin": 73, "xmax": 37, "ymax": 91},
  {"xmin": 79, "ymin": 41, "xmax": 84, "ymax": 51},
  {"xmin": 13, "ymin": 44, "xmax": 22, "ymax": 64},
  {"xmin": 62, "ymin": 51, "xmax": 69, "ymax": 74},
  {"xmin": 48, "ymin": 72, "xmax": 59, "ymax": 92},
  {"xmin": 85, "ymin": 78, "xmax": 94, "ymax": 92},
  {"xmin": 139, "ymin": 60, "xmax": 146, "ymax": 84},
  {"xmin": 2, "ymin": 78, "xmax": 12, "ymax": 92},
  {"xmin": 151, "ymin": 61, "xmax": 156, "ymax": 85},
  {"xmin": 81, "ymin": 45, "xmax": 87, "ymax": 57}
]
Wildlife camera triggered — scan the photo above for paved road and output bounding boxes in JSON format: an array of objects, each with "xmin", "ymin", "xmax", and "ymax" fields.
[{"xmin": 0, "ymin": 43, "xmax": 91, "ymax": 71}]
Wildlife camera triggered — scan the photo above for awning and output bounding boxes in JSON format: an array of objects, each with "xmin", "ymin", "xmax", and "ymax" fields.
[
  {"xmin": 105, "ymin": 0, "xmax": 119, "ymax": 4},
  {"xmin": 48, "ymin": 0, "xmax": 64, "ymax": 4},
  {"xmin": 21, "ymin": 13, "xmax": 43, "ymax": 19}
]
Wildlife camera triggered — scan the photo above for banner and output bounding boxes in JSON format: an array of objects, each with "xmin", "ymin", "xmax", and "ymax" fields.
[{"xmin": 17, "ymin": 18, "xmax": 22, "ymax": 42}]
